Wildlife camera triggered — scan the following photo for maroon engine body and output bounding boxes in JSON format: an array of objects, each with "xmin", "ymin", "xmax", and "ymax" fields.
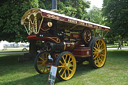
[{"xmin": 28, "ymin": 33, "xmax": 91, "ymax": 58}]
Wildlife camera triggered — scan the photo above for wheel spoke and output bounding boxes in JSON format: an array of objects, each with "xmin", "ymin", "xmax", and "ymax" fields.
[
  {"xmin": 67, "ymin": 69, "xmax": 70, "ymax": 77},
  {"xmin": 93, "ymin": 55, "xmax": 98, "ymax": 59},
  {"xmin": 62, "ymin": 56, "xmax": 66, "ymax": 63},
  {"xmin": 69, "ymin": 60, "xmax": 73, "ymax": 63},
  {"xmin": 98, "ymin": 57, "xmax": 102, "ymax": 62},
  {"xmin": 43, "ymin": 65, "xmax": 47, "ymax": 72},
  {"xmin": 37, "ymin": 61, "xmax": 43, "ymax": 63},
  {"xmin": 39, "ymin": 65, "xmax": 44, "ymax": 71},
  {"xmin": 59, "ymin": 61, "xmax": 63, "ymax": 65},
  {"xmin": 94, "ymin": 47, "xmax": 98, "ymax": 51},
  {"xmin": 94, "ymin": 60, "xmax": 97, "ymax": 64},
  {"xmin": 99, "ymin": 42, "xmax": 103, "ymax": 48},
  {"xmin": 68, "ymin": 56, "xmax": 71, "ymax": 63},
  {"xmin": 100, "ymin": 54, "xmax": 105, "ymax": 57},
  {"xmin": 39, "ymin": 56, "xmax": 44, "ymax": 61},
  {"xmin": 61, "ymin": 69, "xmax": 66, "ymax": 77},
  {"xmin": 59, "ymin": 68, "xmax": 63, "ymax": 73},
  {"xmin": 98, "ymin": 41, "xmax": 102, "ymax": 48},
  {"xmin": 69, "ymin": 68, "xmax": 73, "ymax": 72},
  {"xmin": 58, "ymin": 65, "xmax": 65, "ymax": 68},
  {"xmin": 101, "ymin": 48, "xmax": 105, "ymax": 51},
  {"xmin": 95, "ymin": 58, "xmax": 99, "ymax": 64},
  {"xmin": 69, "ymin": 65, "xmax": 73, "ymax": 67},
  {"xmin": 93, "ymin": 51, "xmax": 98, "ymax": 54},
  {"xmin": 37, "ymin": 64, "xmax": 43, "ymax": 67},
  {"xmin": 95, "ymin": 42, "xmax": 99, "ymax": 48}
]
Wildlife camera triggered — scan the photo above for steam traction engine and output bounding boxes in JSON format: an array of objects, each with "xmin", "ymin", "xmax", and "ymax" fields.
[{"xmin": 21, "ymin": 8, "xmax": 110, "ymax": 81}]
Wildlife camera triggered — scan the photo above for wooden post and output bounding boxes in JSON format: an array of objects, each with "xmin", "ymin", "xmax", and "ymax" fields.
[{"xmin": 29, "ymin": 40, "xmax": 37, "ymax": 59}]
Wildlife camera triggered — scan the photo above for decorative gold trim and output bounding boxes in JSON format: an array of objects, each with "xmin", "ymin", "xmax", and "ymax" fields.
[
  {"xmin": 21, "ymin": 8, "xmax": 41, "ymax": 25},
  {"xmin": 41, "ymin": 27, "xmax": 50, "ymax": 31},
  {"xmin": 65, "ymin": 33, "xmax": 70, "ymax": 36},
  {"xmin": 70, "ymin": 25, "xmax": 77, "ymax": 30},
  {"xmin": 38, "ymin": 17, "xmax": 44, "ymax": 33},
  {"xmin": 70, "ymin": 39, "xmax": 81, "ymax": 41},
  {"xmin": 22, "ymin": 10, "xmax": 44, "ymax": 35},
  {"xmin": 47, "ymin": 37, "xmax": 61, "ymax": 43},
  {"xmin": 70, "ymin": 39, "xmax": 76, "ymax": 41},
  {"xmin": 65, "ymin": 29, "xmax": 70, "ymax": 32},
  {"xmin": 24, "ymin": 24, "xmax": 29, "ymax": 35},
  {"xmin": 64, "ymin": 42, "xmax": 66, "ymax": 51}
]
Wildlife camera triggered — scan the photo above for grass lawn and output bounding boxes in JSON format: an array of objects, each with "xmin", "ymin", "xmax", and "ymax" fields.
[
  {"xmin": 0, "ymin": 49, "xmax": 128, "ymax": 85},
  {"xmin": 107, "ymin": 44, "xmax": 118, "ymax": 48}
]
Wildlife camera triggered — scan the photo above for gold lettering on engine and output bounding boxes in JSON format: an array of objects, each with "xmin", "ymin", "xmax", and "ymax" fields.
[
  {"xmin": 68, "ymin": 19, "xmax": 77, "ymax": 24},
  {"xmin": 47, "ymin": 14, "xmax": 60, "ymax": 20}
]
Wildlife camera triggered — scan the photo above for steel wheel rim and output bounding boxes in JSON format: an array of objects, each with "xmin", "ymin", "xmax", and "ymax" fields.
[
  {"xmin": 93, "ymin": 39, "xmax": 106, "ymax": 67},
  {"xmin": 36, "ymin": 52, "xmax": 50, "ymax": 73},
  {"xmin": 58, "ymin": 53, "xmax": 76, "ymax": 80}
]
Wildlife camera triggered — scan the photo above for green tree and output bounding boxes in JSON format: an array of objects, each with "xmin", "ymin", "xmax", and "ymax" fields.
[
  {"xmin": 86, "ymin": 6, "xmax": 109, "ymax": 38},
  {"xmin": 57, "ymin": 0, "xmax": 90, "ymax": 19},
  {"xmin": 0, "ymin": 0, "xmax": 40, "ymax": 42},
  {"xmin": 87, "ymin": 6, "xmax": 104, "ymax": 25},
  {"xmin": 102, "ymin": 0, "xmax": 128, "ymax": 41}
]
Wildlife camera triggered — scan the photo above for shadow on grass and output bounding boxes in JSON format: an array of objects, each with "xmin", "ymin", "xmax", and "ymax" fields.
[
  {"xmin": 0, "ymin": 54, "xmax": 34, "ymax": 77},
  {"xmin": 3, "ymin": 74, "xmax": 49, "ymax": 85},
  {"xmin": 2, "ymin": 63, "xmax": 94, "ymax": 85}
]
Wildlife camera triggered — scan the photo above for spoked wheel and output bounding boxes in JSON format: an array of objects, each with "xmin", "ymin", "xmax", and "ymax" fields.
[
  {"xmin": 34, "ymin": 52, "xmax": 50, "ymax": 74},
  {"xmin": 55, "ymin": 51, "xmax": 76, "ymax": 81},
  {"xmin": 82, "ymin": 28, "xmax": 92, "ymax": 45},
  {"xmin": 89, "ymin": 37, "xmax": 107, "ymax": 68}
]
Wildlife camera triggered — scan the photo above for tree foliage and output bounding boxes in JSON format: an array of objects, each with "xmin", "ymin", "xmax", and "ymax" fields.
[
  {"xmin": 102, "ymin": 0, "xmax": 128, "ymax": 40},
  {"xmin": 57, "ymin": 0, "xmax": 90, "ymax": 19},
  {"xmin": 0, "ymin": 0, "xmax": 39, "ymax": 42},
  {"xmin": 87, "ymin": 6, "xmax": 104, "ymax": 25}
]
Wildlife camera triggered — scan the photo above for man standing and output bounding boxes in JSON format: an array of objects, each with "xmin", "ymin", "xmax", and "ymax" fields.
[{"xmin": 118, "ymin": 40, "xmax": 121, "ymax": 49}]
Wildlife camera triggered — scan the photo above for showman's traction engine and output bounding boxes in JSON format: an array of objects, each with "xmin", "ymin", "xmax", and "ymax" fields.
[{"xmin": 21, "ymin": 8, "xmax": 110, "ymax": 81}]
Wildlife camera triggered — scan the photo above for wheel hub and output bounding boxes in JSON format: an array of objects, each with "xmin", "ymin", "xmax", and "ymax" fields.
[
  {"xmin": 66, "ymin": 63, "xmax": 69, "ymax": 69},
  {"xmin": 98, "ymin": 50, "xmax": 102, "ymax": 53},
  {"xmin": 98, "ymin": 50, "xmax": 102, "ymax": 56}
]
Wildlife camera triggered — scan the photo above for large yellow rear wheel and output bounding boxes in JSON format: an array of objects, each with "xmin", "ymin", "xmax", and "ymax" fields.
[
  {"xmin": 89, "ymin": 37, "xmax": 107, "ymax": 68},
  {"xmin": 34, "ymin": 52, "xmax": 50, "ymax": 74},
  {"xmin": 55, "ymin": 51, "xmax": 76, "ymax": 81}
]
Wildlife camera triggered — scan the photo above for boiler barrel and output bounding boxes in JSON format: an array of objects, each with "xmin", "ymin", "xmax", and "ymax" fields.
[{"xmin": 48, "ymin": 41, "xmax": 80, "ymax": 52}]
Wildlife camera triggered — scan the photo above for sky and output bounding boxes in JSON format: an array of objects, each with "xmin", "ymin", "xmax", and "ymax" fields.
[{"xmin": 87, "ymin": 0, "xmax": 103, "ymax": 9}]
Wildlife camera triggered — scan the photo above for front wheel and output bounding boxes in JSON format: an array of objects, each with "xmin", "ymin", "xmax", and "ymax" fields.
[
  {"xmin": 34, "ymin": 52, "xmax": 51, "ymax": 74},
  {"xmin": 89, "ymin": 37, "xmax": 107, "ymax": 68},
  {"xmin": 55, "ymin": 51, "xmax": 76, "ymax": 81}
]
